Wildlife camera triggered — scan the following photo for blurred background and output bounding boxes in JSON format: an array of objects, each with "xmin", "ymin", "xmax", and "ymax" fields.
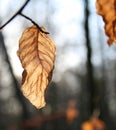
[{"xmin": 0, "ymin": 0, "xmax": 116, "ymax": 130}]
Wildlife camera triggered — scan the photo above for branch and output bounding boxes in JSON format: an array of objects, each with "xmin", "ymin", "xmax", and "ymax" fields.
[
  {"xmin": 23, "ymin": 112, "xmax": 66, "ymax": 128},
  {"xmin": 0, "ymin": 0, "xmax": 49, "ymax": 34},
  {"xmin": 0, "ymin": 0, "xmax": 31, "ymax": 30}
]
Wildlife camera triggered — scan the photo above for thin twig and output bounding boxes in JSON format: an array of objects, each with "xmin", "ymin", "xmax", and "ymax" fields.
[
  {"xmin": 0, "ymin": 0, "xmax": 49, "ymax": 34},
  {"xmin": 20, "ymin": 13, "xmax": 49, "ymax": 34},
  {"xmin": 0, "ymin": 0, "xmax": 30, "ymax": 30}
]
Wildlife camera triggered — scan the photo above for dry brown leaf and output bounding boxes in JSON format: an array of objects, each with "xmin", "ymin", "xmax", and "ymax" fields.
[
  {"xmin": 96, "ymin": 0, "xmax": 116, "ymax": 45},
  {"xmin": 17, "ymin": 25, "xmax": 56, "ymax": 108}
]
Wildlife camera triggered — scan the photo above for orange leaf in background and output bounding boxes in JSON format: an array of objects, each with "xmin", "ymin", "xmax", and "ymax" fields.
[
  {"xmin": 81, "ymin": 121, "xmax": 93, "ymax": 130},
  {"xmin": 96, "ymin": 0, "xmax": 116, "ymax": 45},
  {"xmin": 81, "ymin": 118, "xmax": 106, "ymax": 130},
  {"xmin": 17, "ymin": 25, "xmax": 56, "ymax": 108},
  {"xmin": 66, "ymin": 100, "xmax": 78, "ymax": 123}
]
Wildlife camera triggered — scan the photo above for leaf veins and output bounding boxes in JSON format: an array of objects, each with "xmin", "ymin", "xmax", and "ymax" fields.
[{"xmin": 17, "ymin": 25, "xmax": 56, "ymax": 108}]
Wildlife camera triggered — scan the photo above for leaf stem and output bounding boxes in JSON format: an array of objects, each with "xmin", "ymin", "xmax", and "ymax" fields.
[{"xmin": 19, "ymin": 13, "xmax": 49, "ymax": 34}]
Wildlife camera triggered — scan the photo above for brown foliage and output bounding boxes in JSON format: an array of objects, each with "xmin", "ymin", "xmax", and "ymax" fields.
[
  {"xmin": 96, "ymin": 0, "xmax": 116, "ymax": 45},
  {"xmin": 81, "ymin": 118, "xmax": 106, "ymax": 130},
  {"xmin": 17, "ymin": 25, "xmax": 56, "ymax": 108}
]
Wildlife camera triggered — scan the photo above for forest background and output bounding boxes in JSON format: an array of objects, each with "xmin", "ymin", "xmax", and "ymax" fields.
[{"xmin": 0, "ymin": 0, "xmax": 116, "ymax": 130}]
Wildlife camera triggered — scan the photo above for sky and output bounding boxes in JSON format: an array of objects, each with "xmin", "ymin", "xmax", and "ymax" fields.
[
  {"xmin": 0, "ymin": 0, "xmax": 85, "ymax": 77},
  {"xmin": 0, "ymin": 0, "xmax": 116, "ymax": 80}
]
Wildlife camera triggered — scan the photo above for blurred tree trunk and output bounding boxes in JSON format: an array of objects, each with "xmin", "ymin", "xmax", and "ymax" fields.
[
  {"xmin": 98, "ymin": 25, "xmax": 108, "ymax": 119},
  {"xmin": 84, "ymin": 0, "xmax": 95, "ymax": 117},
  {"xmin": 0, "ymin": 33, "xmax": 30, "ymax": 123}
]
